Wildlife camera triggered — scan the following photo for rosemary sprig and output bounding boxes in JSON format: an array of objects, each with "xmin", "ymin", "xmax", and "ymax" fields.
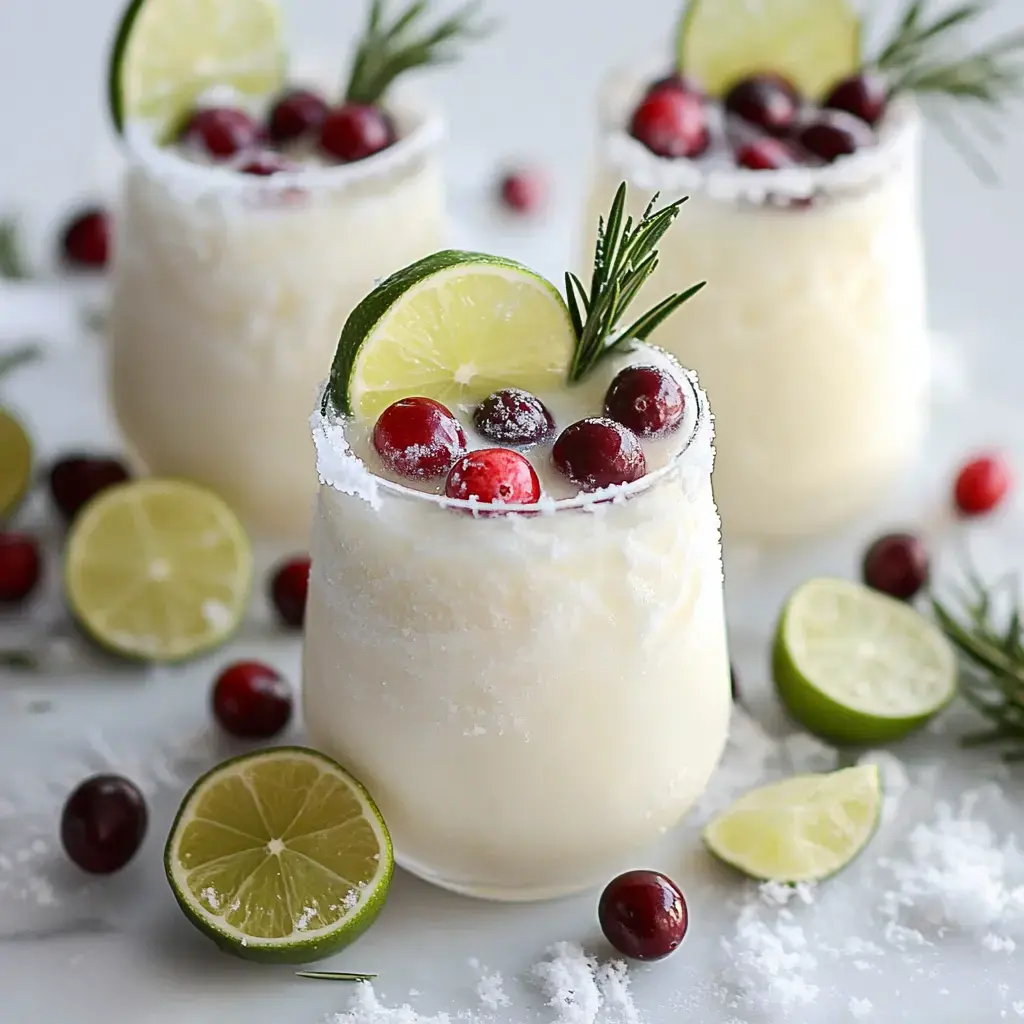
[
  {"xmin": 344, "ymin": 0, "xmax": 492, "ymax": 106},
  {"xmin": 565, "ymin": 182, "xmax": 706, "ymax": 384},
  {"xmin": 932, "ymin": 568, "xmax": 1024, "ymax": 760},
  {"xmin": 0, "ymin": 220, "xmax": 30, "ymax": 280},
  {"xmin": 295, "ymin": 970, "xmax": 378, "ymax": 981}
]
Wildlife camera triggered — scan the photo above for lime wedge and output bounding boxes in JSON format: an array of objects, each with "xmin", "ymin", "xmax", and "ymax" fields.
[
  {"xmin": 703, "ymin": 765, "xmax": 881, "ymax": 882},
  {"xmin": 328, "ymin": 250, "xmax": 576, "ymax": 422},
  {"xmin": 678, "ymin": 0, "xmax": 861, "ymax": 98},
  {"xmin": 773, "ymin": 578, "xmax": 957, "ymax": 745},
  {"xmin": 0, "ymin": 410, "xmax": 32, "ymax": 520},
  {"xmin": 108, "ymin": 0, "xmax": 286, "ymax": 136},
  {"xmin": 64, "ymin": 479, "xmax": 252, "ymax": 661},
  {"xmin": 165, "ymin": 747, "xmax": 393, "ymax": 964}
]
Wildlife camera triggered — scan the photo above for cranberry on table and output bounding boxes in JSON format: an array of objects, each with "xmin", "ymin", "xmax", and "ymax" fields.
[
  {"xmin": 599, "ymin": 869, "xmax": 689, "ymax": 961},
  {"xmin": 61, "ymin": 208, "xmax": 111, "ymax": 270},
  {"xmin": 604, "ymin": 365, "xmax": 686, "ymax": 438},
  {"xmin": 724, "ymin": 73, "xmax": 800, "ymax": 136},
  {"xmin": 373, "ymin": 397, "xmax": 467, "ymax": 479},
  {"xmin": 445, "ymin": 449, "xmax": 541, "ymax": 506},
  {"xmin": 181, "ymin": 106, "xmax": 258, "ymax": 159},
  {"xmin": 645, "ymin": 72, "xmax": 703, "ymax": 97},
  {"xmin": 823, "ymin": 72, "xmax": 887, "ymax": 127},
  {"xmin": 60, "ymin": 774, "xmax": 147, "ymax": 875},
  {"xmin": 266, "ymin": 88, "xmax": 330, "ymax": 144},
  {"xmin": 954, "ymin": 454, "xmax": 1013, "ymax": 516},
  {"xmin": 212, "ymin": 661, "xmax": 293, "ymax": 739},
  {"xmin": 553, "ymin": 418, "xmax": 646, "ymax": 491},
  {"xmin": 320, "ymin": 104, "xmax": 395, "ymax": 162},
  {"xmin": 48, "ymin": 455, "xmax": 131, "ymax": 523},
  {"xmin": 862, "ymin": 532, "xmax": 929, "ymax": 601},
  {"xmin": 270, "ymin": 555, "xmax": 311, "ymax": 629},
  {"xmin": 498, "ymin": 169, "xmax": 548, "ymax": 215},
  {"xmin": 0, "ymin": 533, "xmax": 41, "ymax": 604},
  {"xmin": 797, "ymin": 114, "xmax": 871, "ymax": 164},
  {"xmin": 473, "ymin": 388, "xmax": 555, "ymax": 446},
  {"xmin": 735, "ymin": 137, "xmax": 798, "ymax": 171},
  {"xmin": 629, "ymin": 86, "xmax": 709, "ymax": 159}
]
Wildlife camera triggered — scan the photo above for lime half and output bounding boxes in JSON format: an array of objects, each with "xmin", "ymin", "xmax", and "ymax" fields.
[
  {"xmin": 328, "ymin": 250, "xmax": 576, "ymax": 422},
  {"xmin": 0, "ymin": 410, "xmax": 32, "ymax": 520},
  {"xmin": 165, "ymin": 747, "xmax": 393, "ymax": 964},
  {"xmin": 703, "ymin": 765, "xmax": 881, "ymax": 883},
  {"xmin": 108, "ymin": 0, "xmax": 286, "ymax": 136},
  {"xmin": 773, "ymin": 578, "xmax": 957, "ymax": 745},
  {"xmin": 64, "ymin": 478, "xmax": 252, "ymax": 661},
  {"xmin": 678, "ymin": 0, "xmax": 861, "ymax": 98}
]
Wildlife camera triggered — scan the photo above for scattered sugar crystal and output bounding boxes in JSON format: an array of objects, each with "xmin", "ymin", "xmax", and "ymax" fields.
[
  {"xmin": 849, "ymin": 997, "xmax": 873, "ymax": 1019},
  {"xmin": 1013, "ymin": 1001, "xmax": 1024, "ymax": 1017},
  {"xmin": 843, "ymin": 938, "xmax": 885, "ymax": 957},
  {"xmin": 530, "ymin": 941, "xmax": 641, "ymax": 1024},
  {"xmin": 759, "ymin": 881, "xmax": 816, "ymax": 908},
  {"xmin": 330, "ymin": 982, "xmax": 454, "ymax": 1024},
  {"xmin": 984, "ymin": 934, "xmax": 1017, "ymax": 954},
  {"xmin": 474, "ymin": 969, "xmax": 510, "ymax": 1010}
]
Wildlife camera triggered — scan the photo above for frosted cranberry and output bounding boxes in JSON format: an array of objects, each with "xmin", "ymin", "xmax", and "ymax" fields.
[
  {"xmin": 599, "ymin": 870, "xmax": 689, "ymax": 961},
  {"xmin": 269, "ymin": 556, "xmax": 310, "ymax": 629},
  {"xmin": 553, "ymin": 418, "xmax": 646, "ymax": 491},
  {"xmin": 181, "ymin": 107, "xmax": 258, "ymax": 159},
  {"xmin": 48, "ymin": 455, "xmax": 131, "ymax": 522},
  {"xmin": 374, "ymin": 397, "xmax": 467, "ymax": 479},
  {"xmin": 0, "ymin": 533, "xmax": 41, "ymax": 604},
  {"xmin": 267, "ymin": 88, "xmax": 329, "ymax": 144},
  {"xmin": 798, "ymin": 114, "xmax": 871, "ymax": 163},
  {"xmin": 604, "ymin": 365, "xmax": 685, "ymax": 437},
  {"xmin": 499, "ymin": 169, "xmax": 548, "ymax": 214},
  {"xmin": 954, "ymin": 454, "xmax": 1013, "ymax": 516},
  {"xmin": 212, "ymin": 661, "xmax": 293, "ymax": 738},
  {"xmin": 61, "ymin": 208, "xmax": 110, "ymax": 269},
  {"xmin": 473, "ymin": 388, "xmax": 555, "ymax": 446},
  {"xmin": 824, "ymin": 73, "xmax": 887, "ymax": 127},
  {"xmin": 724, "ymin": 74, "xmax": 800, "ymax": 136},
  {"xmin": 240, "ymin": 152, "xmax": 296, "ymax": 176},
  {"xmin": 445, "ymin": 449, "xmax": 541, "ymax": 506},
  {"xmin": 629, "ymin": 86, "xmax": 709, "ymax": 159},
  {"xmin": 320, "ymin": 104, "xmax": 394, "ymax": 162},
  {"xmin": 735, "ymin": 137, "xmax": 798, "ymax": 171},
  {"xmin": 862, "ymin": 532, "xmax": 929, "ymax": 601},
  {"xmin": 61, "ymin": 774, "xmax": 147, "ymax": 875}
]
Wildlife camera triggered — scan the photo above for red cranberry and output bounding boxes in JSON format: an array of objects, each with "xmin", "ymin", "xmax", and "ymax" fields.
[
  {"xmin": 473, "ymin": 388, "xmax": 555, "ymax": 446},
  {"xmin": 239, "ymin": 152, "xmax": 296, "ymax": 176},
  {"xmin": 553, "ymin": 418, "xmax": 646, "ymax": 491},
  {"xmin": 48, "ymin": 455, "xmax": 130, "ymax": 523},
  {"xmin": 61, "ymin": 208, "xmax": 111, "ymax": 270},
  {"xmin": 320, "ymin": 104, "xmax": 395, "ymax": 162},
  {"xmin": 724, "ymin": 74, "xmax": 800, "ymax": 136},
  {"xmin": 499, "ymin": 169, "xmax": 548, "ymax": 215},
  {"xmin": 0, "ymin": 533, "xmax": 42, "ymax": 604},
  {"xmin": 954, "ymin": 454, "xmax": 1013, "ymax": 516},
  {"xmin": 797, "ymin": 113, "xmax": 871, "ymax": 164},
  {"xmin": 629, "ymin": 86, "xmax": 709, "ymax": 159},
  {"xmin": 735, "ymin": 137, "xmax": 798, "ymax": 171},
  {"xmin": 181, "ymin": 107, "xmax": 258, "ymax": 159},
  {"xmin": 445, "ymin": 449, "xmax": 541, "ymax": 506},
  {"xmin": 824, "ymin": 73, "xmax": 887, "ymax": 127},
  {"xmin": 599, "ymin": 869, "xmax": 689, "ymax": 961},
  {"xmin": 212, "ymin": 661, "xmax": 293, "ymax": 739},
  {"xmin": 267, "ymin": 88, "xmax": 329, "ymax": 144},
  {"xmin": 862, "ymin": 532, "xmax": 929, "ymax": 601},
  {"xmin": 270, "ymin": 556, "xmax": 310, "ymax": 629},
  {"xmin": 604, "ymin": 365, "xmax": 686, "ymax": 438},
  {"xmin": 373, "ymin": 397, "xmax": 467, "ymax": 479},
  {"xmin": 60, "ymin": 774, "xmax": 147, "ymax": 875},
  {"xmin": 645, "ymin": 73, "xmax": 703, "ymax": 97}
]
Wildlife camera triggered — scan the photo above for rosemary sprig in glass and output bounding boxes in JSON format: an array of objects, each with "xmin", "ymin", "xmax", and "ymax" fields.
[{"xmin": 565, "ymin": 182, "xmax": 706, "ymax": 384}]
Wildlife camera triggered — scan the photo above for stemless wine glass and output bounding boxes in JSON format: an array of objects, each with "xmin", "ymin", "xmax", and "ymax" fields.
[{"xmin": 302, "ymin": 373, "xmax": 732, "ymax": 902}]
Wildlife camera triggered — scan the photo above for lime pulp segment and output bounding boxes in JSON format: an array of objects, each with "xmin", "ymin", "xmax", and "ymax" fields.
[{"xmin": 0, "ymin": 410, "xmax": 32, "ymax": 519}]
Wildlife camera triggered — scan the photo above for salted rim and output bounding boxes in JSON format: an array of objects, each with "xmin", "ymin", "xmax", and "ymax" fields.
[
  {"xmin": 597, "ymin": 58, "xmax": 921, "ymax": 202},
  {"xmin": 120, "ymin": 87, "xmax": 445, "ymax": 197},
  {"xmin": 311, "ymin": 350, "xmax": 714, "ymax": 516}
]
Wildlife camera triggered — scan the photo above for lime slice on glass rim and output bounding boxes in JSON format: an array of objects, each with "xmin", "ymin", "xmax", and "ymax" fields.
[
  {"xmin": 326, "ymin": 250, "xmax": 576, "ymax": 422},
  {"xmin": 0, "ymin": 410, "xmax": 32, "ymax": 520},
  {"xmin": 703, "ymin": 764, "xmax": 881, "ymax": 883},
  {"xmin": 64, "ymin": 478, "xmax": 252, "ymax": 661},
  {"xmin": 165, "ymin": 747, "xmax": 393, "ymax": 964},
  {"xmin": 108, "ymin": 0, "xmax": 286, "ymax": 137},
  {"xmin": 773, "ymin": 578, "xmax": 957, "ymax": 745},
  {"xmin": 677, "ymin": 0, "xmax": 861, "ymax": 98}
]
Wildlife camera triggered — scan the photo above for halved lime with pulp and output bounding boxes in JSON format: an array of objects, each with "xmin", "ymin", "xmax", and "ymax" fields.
[
  {"xmin": 64, "ymin": 478, "xmax": 252, "ymax": 661},
  {"xmin": 773, "ymin": 578, "xmax": 957, "ymax": 745},
  {"xmin": 678, "ymin": 0, "xmax": 861, "ymax": 98},
  {"xmin": 327, "ymin": 250, "xmax": 576, "ymax": 422},
  {"xmin": 108, "ymin": 0, "xmax": 286, "ymax": 136},
  {"xmin": 703, "ymin": 764, "xmax": 881, "ymax": 882},
  {"xmin": 165, "ymin": 747, "xmax": 393, "ymax": 964},
  {"xmin": 0, "ymin": 410, "xmax": 32, "ymax": 520}
]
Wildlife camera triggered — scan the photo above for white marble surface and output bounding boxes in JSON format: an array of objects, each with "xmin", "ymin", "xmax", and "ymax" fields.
[{"xmin": 3, "ymin": 151, "xmax": 1024, "ymax": 1024}]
